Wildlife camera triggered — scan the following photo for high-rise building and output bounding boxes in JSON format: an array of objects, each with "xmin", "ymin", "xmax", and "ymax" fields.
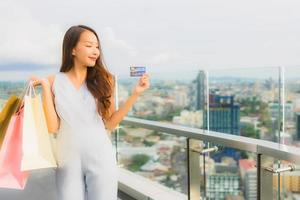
[
  {"xmin": 244, "ymin": 169, "xmax": 256, "ymax": 200},
  {"xmin": 268, "ymin": 102, "xmax": 294, "ymax": 122},
  {"xmin": 273, "ymin": 174, "xmax": 300, "ymax": 193},
  {"xmin": 204, "ymin": 93, "xmax": 241, "ymax": 135},
  {"xmin": 206, "ymin": 173, "xmax": 241, "ymax": 199},
  {"xmin": 239, "ymin": 159, "xmax": 257, "ymax": 200},
  {"xmin": 175, "ymin": 91, "xmax": 188, "ymax": 108},
  {"xmin": 196, "ymin": 71, "xmax": 206, "ymax": 110},
  {"xmin": 189, "ymin": 70, "xmax": 206, "ymax": 111}
]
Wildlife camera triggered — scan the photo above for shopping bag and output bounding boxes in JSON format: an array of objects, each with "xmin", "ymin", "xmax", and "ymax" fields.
[
  {"xmin": 0, "ymin": 106, "xmax": 29, "ymax": 189},
  {"xmin": 21, "ymin": 83, "xmax": 57, "ymax": 171},
  {"xmin": 0, "ymin": 96, "xmax": 21, "ymax": 148}
]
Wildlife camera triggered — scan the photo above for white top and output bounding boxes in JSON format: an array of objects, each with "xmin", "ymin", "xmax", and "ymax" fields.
[{"xmin": 51, "ymin": 72, "xmax": 115, "ymax": 167}]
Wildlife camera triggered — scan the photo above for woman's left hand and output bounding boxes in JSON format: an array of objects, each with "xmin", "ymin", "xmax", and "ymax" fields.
[{"xmin": 132, "ymin": 73, "xmax": 150, "ymax": 95}]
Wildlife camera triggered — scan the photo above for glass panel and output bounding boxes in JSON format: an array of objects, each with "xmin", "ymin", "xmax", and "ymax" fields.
[
  {"xmin": 206, "ymin": 67, "xmax": 285, "ymax": 199},
  {"xmin": 283, "ymin": 66, "xmax": 300, "ymax": 146},
  {"xmin": 116, "ymin": 124, "xmax": 188, "ymax": 194},
  {"xmin": 207, "ymin": 67, "xmax": 281, "ymax": 142},
  {"xmin": 116, "ymin": 70, "xmax": 207, "ymax": 129},
  {"xmin": 272, "ymin": 161, "xmax": 300, "ymax": 199},
  {"xmin": 200, "ymin": 142, "xmax": 257, "ymax": 200},
  {"xmin": 282, "ymin": 66, "xmax": 300, "ymax": 199}
]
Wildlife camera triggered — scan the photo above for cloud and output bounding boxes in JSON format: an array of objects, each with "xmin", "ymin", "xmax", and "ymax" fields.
[
  {"xmin": 151, "ymin": 52, "xmax": 172, "ymax": 64},
  {"xmin": 0, "ymin": 1, "xmax": 64, "ymax": 67},
  {"xmin": 101, "ymin": 27, "xmax": 141, "ymax": 75},
  {"xmin": 102, "ymin": 27, "xmax": 138, "ymax": 57},
  {"xmin": 1, "ymin": 0, "xmax": 300, "ymax": 79}
]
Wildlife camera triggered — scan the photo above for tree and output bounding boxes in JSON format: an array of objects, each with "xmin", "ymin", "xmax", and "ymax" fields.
[
  {"xmin": 241, "ymin": 123, "xmax": 260, "ymax": 139},
  {"xmin": 143, "ymin": 140, "xmax": 155, "ymax": 147},
  {"xmin": 128, "ymin": 154, "xmax": 150, "ymax": 172}
]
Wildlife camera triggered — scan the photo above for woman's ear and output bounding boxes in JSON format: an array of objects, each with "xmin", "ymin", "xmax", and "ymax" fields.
[{"xmin": 72, "ymin": 48, "xmax": 76, "ymax": 56}]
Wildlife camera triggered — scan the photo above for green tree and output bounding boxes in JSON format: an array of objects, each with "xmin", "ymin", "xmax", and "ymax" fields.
[
  {"xmin": 241, "ymin": 123, "xmax": 260, "ymax": 139},
  {"xmin": 143, "ymin": 140, "xmax": 155, "ymax": 147},
  {"xmin": 128, "ymin": 154, "xmax": 150, "ymax": 172}
]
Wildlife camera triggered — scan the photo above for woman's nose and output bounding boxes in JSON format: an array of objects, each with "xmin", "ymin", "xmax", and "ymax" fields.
[{"xmin": 93, "ymin": 48, "xmax": 100, "ymax": 55}]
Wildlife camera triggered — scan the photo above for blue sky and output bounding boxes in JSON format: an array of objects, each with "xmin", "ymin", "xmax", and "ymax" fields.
[{"xmin": 0, "ymin": 0, "xmax": 300, "ymax": 80}]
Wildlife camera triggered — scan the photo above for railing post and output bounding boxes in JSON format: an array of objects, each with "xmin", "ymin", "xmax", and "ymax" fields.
[
  {"xmin": 259, "ymin": 154, "xmax": 274, "ymax": 200},
  {"xmin": 257, "ymin": 154, "xmax": 261, "ymax": 200},
  {"xmin": 187, "ymin": 138, "xmax": 202, "ymax": 200}
]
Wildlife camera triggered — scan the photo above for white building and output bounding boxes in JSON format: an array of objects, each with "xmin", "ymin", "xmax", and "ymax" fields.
[
  {"xmin": 175, "ymin": 91, "xmax": 188, "ymax": 107},
  {"xmin": 172, "ymin": 110, "xmax": 203, "ymax": 128}
]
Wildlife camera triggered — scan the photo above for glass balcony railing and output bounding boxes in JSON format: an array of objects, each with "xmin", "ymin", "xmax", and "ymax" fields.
[
  {"xmin": 118, "ymin": 116, "xmax": 300, "ymax": 200},
  {"xmin": 114, "ymin": 66, "xmax": 300, "ymax": 200}
]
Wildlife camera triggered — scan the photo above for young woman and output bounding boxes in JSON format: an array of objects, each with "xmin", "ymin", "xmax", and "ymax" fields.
[{"xmin": 30, "ymin": 25, "xmax": 150, "ymax": 200}]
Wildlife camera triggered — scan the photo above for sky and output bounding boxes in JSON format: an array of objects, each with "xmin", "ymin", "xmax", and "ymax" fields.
[{"xmin": 0, "ymin": 0, "xmax": 300, "ymax": 80}]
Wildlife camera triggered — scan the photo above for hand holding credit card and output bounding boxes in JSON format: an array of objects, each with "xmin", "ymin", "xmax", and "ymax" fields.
[{"xmin": 130, "ymin": 66, "xmax": 146, "ymax": 77}]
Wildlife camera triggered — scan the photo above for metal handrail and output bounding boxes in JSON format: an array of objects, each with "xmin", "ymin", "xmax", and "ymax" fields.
[{"xmin": 122, "ymin": 117, "xmax": 300, "ymax": 165}]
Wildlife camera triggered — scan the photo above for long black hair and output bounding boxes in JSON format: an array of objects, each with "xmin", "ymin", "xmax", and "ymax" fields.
[{"xmin": 60, "ymin": 25, "xmax": 113, "ymax": 119}]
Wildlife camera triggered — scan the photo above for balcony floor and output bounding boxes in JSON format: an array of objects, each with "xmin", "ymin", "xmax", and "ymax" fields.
[{"xmin": 0, "ymin": 169, "xmax": 126, "ymax": 200}]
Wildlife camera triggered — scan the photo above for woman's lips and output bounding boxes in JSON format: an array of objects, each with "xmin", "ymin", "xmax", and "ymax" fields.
[{"xmin": 88, "ymin": 57, "xmax": 97, "ymax": 61}]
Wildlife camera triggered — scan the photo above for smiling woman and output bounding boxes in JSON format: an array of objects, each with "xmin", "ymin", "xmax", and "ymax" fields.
[{"xmin": 28, "ymin": 25, "xmax": 150, "ymax": 200}]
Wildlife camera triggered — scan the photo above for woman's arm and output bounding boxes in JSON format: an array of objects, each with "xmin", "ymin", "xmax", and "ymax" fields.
[
  {"xmin": 30, "ymin": 75, "xmax": 60, "ymax": 133},
  {"xmin": 104, "ymin": 74, "xmax": 150, "ymax": 131},
  {"xmin": 104, "ymin": 92, "xmax": 139, "ymax": 131}
]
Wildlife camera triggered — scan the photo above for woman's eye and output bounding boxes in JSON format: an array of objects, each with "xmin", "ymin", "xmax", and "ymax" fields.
[{"xmin": 86, "ymin": 45, "xmax": 99, "ymax": 49}]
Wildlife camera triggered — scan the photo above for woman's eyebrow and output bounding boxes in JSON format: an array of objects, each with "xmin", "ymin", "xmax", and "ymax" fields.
[{"xmin": 84, "ymin": 41, "xmax": 99, "ymax": 45}]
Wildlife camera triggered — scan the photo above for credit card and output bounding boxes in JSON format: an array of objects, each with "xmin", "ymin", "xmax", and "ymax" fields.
[{"xmin": 130, "ymin": 66, "xmax": 146, "ymax": 77}]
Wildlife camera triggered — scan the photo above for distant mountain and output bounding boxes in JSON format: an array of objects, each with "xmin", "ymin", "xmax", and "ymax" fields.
[
  {"xmin": 210, "ymin": 76, "xmax": 259, "ymax": 82},
  {"xmin": 0, "ymin": 62, "xmax": 52, "ymax": 71}
]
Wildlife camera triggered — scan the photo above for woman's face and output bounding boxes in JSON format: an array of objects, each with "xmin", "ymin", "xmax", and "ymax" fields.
[{"xmin": 72, "ymin": 30, "xmax": 100, "ymax": 67}]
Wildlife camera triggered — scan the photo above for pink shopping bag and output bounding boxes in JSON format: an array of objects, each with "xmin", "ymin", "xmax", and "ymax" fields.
[{"xmin": 0, "ymin": 106, "xmax": 29, "ymax": 189}]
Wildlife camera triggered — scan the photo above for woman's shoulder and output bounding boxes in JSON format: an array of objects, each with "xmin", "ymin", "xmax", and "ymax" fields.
[{"xmin": 46, "ymin": 72, "xmax": 61, "ymax": 93}]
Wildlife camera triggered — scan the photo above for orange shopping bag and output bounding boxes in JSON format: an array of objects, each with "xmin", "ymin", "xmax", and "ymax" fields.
[
  {"xmin": 0, "ymin": 96, "xmax": 21, "ymax": 148},
  {"xmin": 0, "ymin": 106, "xmax": 29, "ymax": 189}
]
